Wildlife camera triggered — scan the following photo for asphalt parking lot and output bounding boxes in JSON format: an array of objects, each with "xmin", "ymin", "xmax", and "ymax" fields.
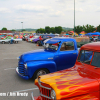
[{"xmin": 0, "ymin": 41, "xmax": 43, "ymax": 100}]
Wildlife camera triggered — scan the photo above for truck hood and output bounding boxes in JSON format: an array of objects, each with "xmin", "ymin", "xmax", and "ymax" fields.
[
  {"xmin": 21, "ymin": 49, "xmax": 55, "ymax": 62},
  {"xmin": 39, "ymin": 67, "xmax": 99, "ymax": 99}
]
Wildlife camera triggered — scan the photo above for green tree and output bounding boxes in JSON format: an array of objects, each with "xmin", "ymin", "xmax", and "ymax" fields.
[
  {"xmin": 55, "ymin": 26, "xmax": 62, "ymax": 34},
  {"xmin": 75, "ymin": 25, "xmax": 83, "ymax": 35},
  {"xmin": 83, "ymin": 24, "xmax": 95, "ymax": 33},
  {"xmin": 96, "ymin": 25, "xmax": 100, "ymax": 32},
  {"xmin": 50, "ymin": 27, "xmax": 55, "ymax": 34},
  {"xmin": 36, "ymin": 29, "xmax": 40, "ymax": 33},
  {"xmin": 20, "ymin": 29, "xmax": 26, "ymax": 32},
  {"xmin": 45, "ymin": 26, "xmax": 50, "ymax": 33},
  {"xmin": 11, "ymin": 29, "xmax": 16, "ymax": 31},
  {"xmin": 2, "ymin": 27, "xmax": 7, "ymax": 30},
  {"xmin": 36, "ymin": 28, "xmax": 45, "ymax": 33},
  {"xmin": 39, "ymin": 28, "xmax": 45, "ymax": 33}
]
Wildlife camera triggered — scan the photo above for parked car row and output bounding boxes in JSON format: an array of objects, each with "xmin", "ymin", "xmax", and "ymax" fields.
[
  {"xmin": 32, "ymin": 42, "xmax": 100, "ymax": 100},
  {"xmin": 16, "ymin": 37, "xmax": 100, "ymax": 100},
  {"xmin": 22, "ymin": 34, "xmax": 59, "ymax": 46},
  {"xmin": 0, "ymin": 38, "xmax": 22, "ymax": 44}
]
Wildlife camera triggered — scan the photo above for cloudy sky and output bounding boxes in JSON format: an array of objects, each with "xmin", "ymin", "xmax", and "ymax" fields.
[{"xmin": 0, "ymin": 0, "xmax": 100, "ymax": 30}]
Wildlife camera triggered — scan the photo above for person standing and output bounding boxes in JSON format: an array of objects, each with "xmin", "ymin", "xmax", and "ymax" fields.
[{"xmin": 11, "ymin": 37, "xmax": 14, "ymax": 44}]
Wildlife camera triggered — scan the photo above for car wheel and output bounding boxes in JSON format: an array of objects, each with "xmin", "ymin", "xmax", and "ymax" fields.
[
  {"xmin": 14, "ymin": 41, "xmax": 17, "ymax": 44},
  {"xmin": 2, "ymin": 41, "xmax": 5, "ymax": 44},
  {"xmin": 33, "ymin": 68, "xmax": 49, "ymax": 80}
]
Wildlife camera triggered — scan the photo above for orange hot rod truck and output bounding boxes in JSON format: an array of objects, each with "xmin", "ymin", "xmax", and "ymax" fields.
[{"xmin": 32, "ymin": 42, "xmax": 100, "ymax": 100}]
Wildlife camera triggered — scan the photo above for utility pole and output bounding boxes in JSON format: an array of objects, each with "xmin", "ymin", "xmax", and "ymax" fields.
[
  {"xmin": 21, "ymin": 22, "xmax": 23, "ymax": 32},
  {"xmin": 74, "ymin": 0, "xmax": 75, "ymax": 36}
]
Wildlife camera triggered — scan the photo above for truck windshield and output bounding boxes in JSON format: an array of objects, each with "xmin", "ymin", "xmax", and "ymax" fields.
[
  {"xmin": 78, "ymin": 50, "xmax": 93, "ymax": 64},
  {"xmin": 44, "ymin": 43, "xmax": 59, "ymax": 51}
]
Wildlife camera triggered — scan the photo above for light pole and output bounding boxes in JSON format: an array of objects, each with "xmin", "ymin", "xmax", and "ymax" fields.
[
  {"xmin": 21, "ymin": 22, "xmax": 23, "ymax": 32},
  {"xmin": 74, "ymin": 0, "xmax": 75, "ymax": 36}
]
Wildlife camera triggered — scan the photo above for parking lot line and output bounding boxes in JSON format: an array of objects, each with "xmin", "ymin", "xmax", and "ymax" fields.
[
  {"xmin": 12, "ymin": 88, "xmax": 38, "ymax": 93},
  {"xmin": 4, "ymin": 68, "xmax": 16, "ymax": 70},
  {"xmin": 3, "ymin": 58, "xmax": 17, "ymax": 60}
]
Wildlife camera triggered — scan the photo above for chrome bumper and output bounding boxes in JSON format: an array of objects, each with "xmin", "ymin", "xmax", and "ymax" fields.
[{"xmin": 31, "ymin": 92, "xmax": 35, "ymax": 100}]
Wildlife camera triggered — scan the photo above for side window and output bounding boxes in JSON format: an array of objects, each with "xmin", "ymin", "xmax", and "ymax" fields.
[
  {"xmin": 91, "ymin": 52, "xmax": 100, "ymax": 67},
  {"xmin": 60, "ymin": 41, "xmax": 74, "ymax": 51},
  {"xmin": 78, "ymin": 50, "xmax": 93, "ymax": 64}
]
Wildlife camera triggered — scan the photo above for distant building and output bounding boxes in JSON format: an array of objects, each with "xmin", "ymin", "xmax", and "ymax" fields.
[{"xmin": 0, "ymin": 30, "xmax": 12, "ymax": 33}]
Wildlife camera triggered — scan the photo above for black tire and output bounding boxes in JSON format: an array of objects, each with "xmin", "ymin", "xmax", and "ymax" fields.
[
  {"xmin": 13, "ymin": 41, "xmax": 15, "ymax": 44},
  {"xmin": 15, "ymin": 41, "xmax": 18, "ymax": 43},
  {"xmin": 33, "ymin": 68, "xmax": 49, "ymax": 80},
  {"xmin": 9, "ymin": 41, "xmax": 11, "ymax": 44},
  {"xmin": 2, "ymin": 41, "xmax": 5, "ymax": 44}
]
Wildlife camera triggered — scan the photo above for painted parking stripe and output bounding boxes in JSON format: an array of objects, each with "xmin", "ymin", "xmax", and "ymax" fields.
[
  {"xmin": 13, "ymin": 88, "xmax": 38, "ymax": 93},
  {"xmin": 4, "ymin": 68, "xmax": 16, "ymax": 70},
  {"xmin": 3, "ymin": 58, "xmax": 17, "ymax": 60}
]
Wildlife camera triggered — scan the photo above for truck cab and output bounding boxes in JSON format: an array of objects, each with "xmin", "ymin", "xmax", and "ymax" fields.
[
  {"xmin": 32, "ymin": 42, "xmax": 100, "ymax": 100},
  {"xmin": 16, "ymin": 37, "xmax": 78, "ymax": 80}
]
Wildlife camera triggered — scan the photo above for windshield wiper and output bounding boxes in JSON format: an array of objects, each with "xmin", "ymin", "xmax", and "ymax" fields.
[{"xmin": 77, "ymin": 60, "xmax": 84, "ymax": 66}]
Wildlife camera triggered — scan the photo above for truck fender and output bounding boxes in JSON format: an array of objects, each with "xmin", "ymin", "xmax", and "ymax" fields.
[{"xmin": 27, "ymin": 61, "xmax": 57, "ymax": 78}]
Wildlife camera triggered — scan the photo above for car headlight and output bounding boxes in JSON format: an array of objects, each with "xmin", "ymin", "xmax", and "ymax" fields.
[
  {"xmin": 24, "ymin": 63, "xmax": 27, "ymax": 69},
  {"xmin": 51, "ymin": 89, "xmax": 56, "ymax": 100},
  {"xmin": 38, "ymin": 77, "xmax": 41, "ymax": 86}
]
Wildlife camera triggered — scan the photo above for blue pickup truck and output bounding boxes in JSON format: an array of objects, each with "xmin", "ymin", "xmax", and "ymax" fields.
[{"xmin": 16, "ymin": 37, "xmax": 78, "ymax": 80}]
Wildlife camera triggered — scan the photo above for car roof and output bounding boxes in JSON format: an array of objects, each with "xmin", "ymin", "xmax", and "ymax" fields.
[
  {"xmin": 81, "ymin": 42, "xmax": 100, "ymax": 51},
  {"xmin": 46, "ymin": 37, "xmax": 76, "ymax": 44}
]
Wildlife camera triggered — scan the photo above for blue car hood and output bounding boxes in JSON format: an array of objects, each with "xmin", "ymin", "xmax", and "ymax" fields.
[{"xmin": 21, "ymin": 49, "xmax": 55, "ymax": 62}]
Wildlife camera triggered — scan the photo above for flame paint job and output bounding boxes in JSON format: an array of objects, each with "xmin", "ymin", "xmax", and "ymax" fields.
[
  {"xmin": 34, "ymin": 93, "xmax": 99, "ymax": 100},
  {"xmin": 37, "ymin": 67, "xmax": 99, "ymax": 99},
  {"xmin": 34, "ymin": 42, "xmax": 100, "ymax": 100}
]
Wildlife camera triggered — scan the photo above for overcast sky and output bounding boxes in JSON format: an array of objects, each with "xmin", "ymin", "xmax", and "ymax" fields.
[{"xmin": 0, "ymin": 0, "xmax": 100, "ymax": 30}]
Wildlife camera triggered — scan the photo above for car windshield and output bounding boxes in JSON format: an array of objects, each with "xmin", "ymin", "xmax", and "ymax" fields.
[{"xmin": 44, "ymin": 43, "xmax": 59, "ymax": 51}]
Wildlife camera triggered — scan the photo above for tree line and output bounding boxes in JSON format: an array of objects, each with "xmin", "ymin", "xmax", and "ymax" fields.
[
  {"xmin": 75, "ymin": 24, "xmax": 100, "ymax": 35},
  {"xmin": 36, "ymin": 24, "xmax": 100, "ymax": 34},
  {"xmin": 36, "ymin": 26, "xmax": 62, "ymax": 34},
  {"xmin": 1, "ymin": 24, "xmax": 100, "ymax": 34}
]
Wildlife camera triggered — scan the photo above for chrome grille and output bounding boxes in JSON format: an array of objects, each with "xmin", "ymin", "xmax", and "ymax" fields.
[
  {"xmin": 39, "ymin": 82, "xmax": 52, "ymax": 100},
  {"xmin": 18, "ymin": 55, "xmax": 27, "ymax": 76},
  {"xmin": 18, "ymin": 63, "xmax": 27, "ymax": 76},
  {"xmin": 18, "ymin": 63, "xmax": 24, "ymax": 75}
]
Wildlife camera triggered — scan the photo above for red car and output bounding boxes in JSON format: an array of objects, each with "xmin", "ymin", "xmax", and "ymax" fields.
[{"xmin": 32, "ymin": 42, "xmax": 100, "ymax": 100}]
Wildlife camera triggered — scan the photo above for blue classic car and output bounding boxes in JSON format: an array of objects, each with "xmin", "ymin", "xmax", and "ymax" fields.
[{"xmin": 16, "ymin": 37, "xmax": 78, "ymax": 80}]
